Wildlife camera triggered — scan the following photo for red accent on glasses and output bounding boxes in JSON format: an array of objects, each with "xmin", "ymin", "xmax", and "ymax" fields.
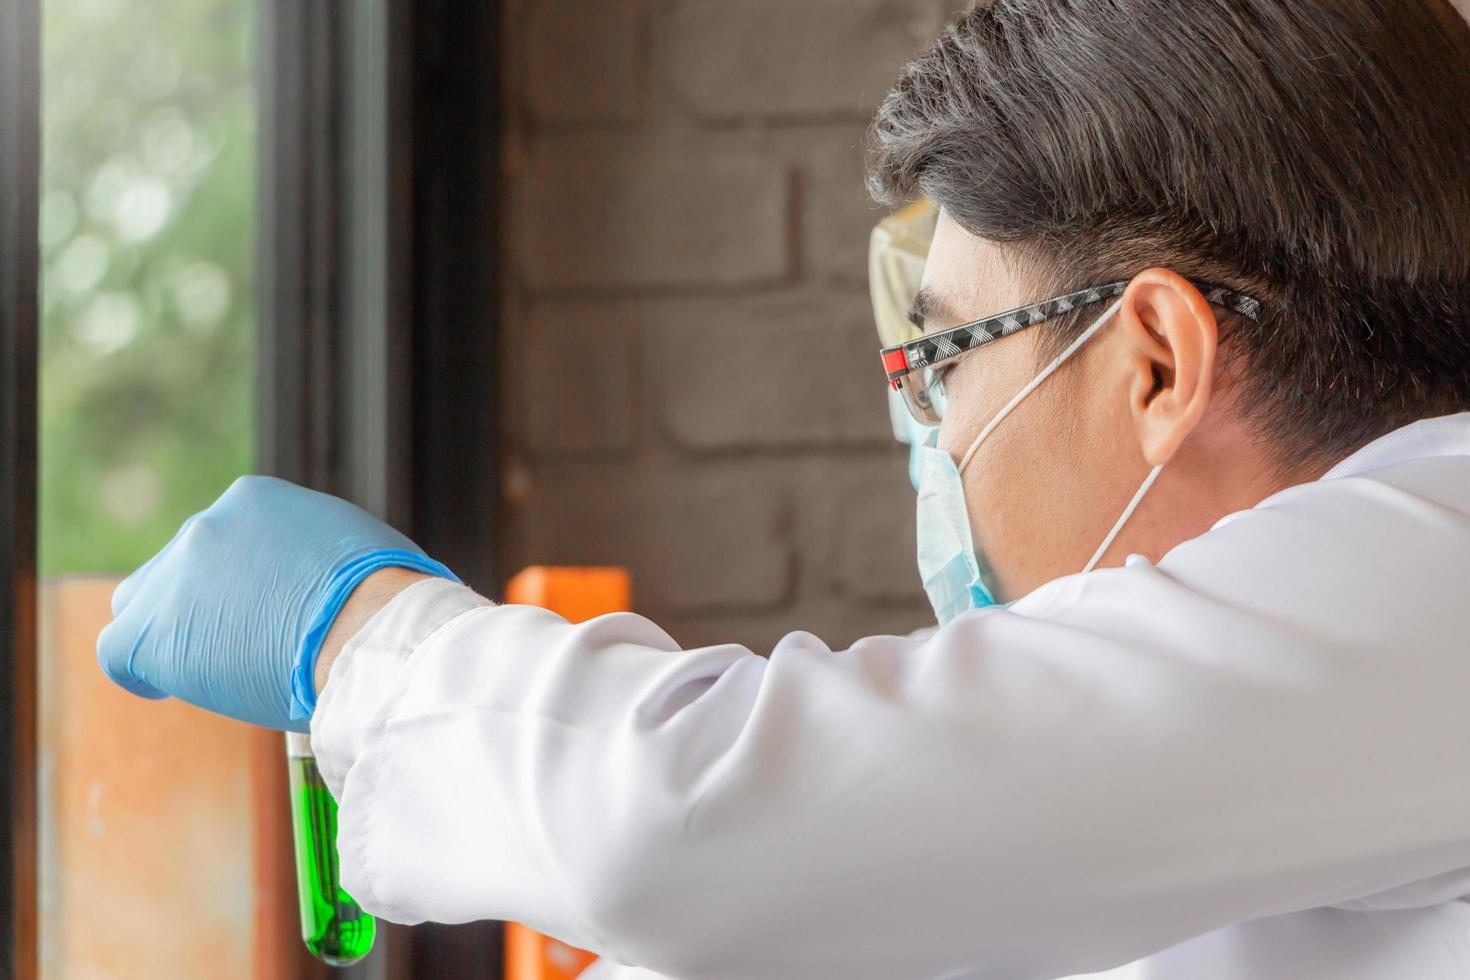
[{"xmin": 881, "ymin": 348, "xmax": 910, "ymax": 389}]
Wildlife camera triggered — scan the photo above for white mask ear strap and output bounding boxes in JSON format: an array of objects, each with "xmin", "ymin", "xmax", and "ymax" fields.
[
  {"xmin": 958, "ymin": 297, "xmax": 1126, "ymax": 473},
  {"xmin": 1083, "ymin": 463, "xmax": 1165, "ymax": 573}
]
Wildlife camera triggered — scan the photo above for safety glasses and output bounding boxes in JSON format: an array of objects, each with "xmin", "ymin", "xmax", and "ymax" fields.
[{"xmin": 879, "ymin": 280, "xmax": 1264, "ymax": 426}]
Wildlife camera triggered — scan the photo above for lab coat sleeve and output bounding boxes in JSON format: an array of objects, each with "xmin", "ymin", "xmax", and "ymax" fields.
[{"xmin": 309, "ymin": 476, "xmax": 1470, "ymax": 980}]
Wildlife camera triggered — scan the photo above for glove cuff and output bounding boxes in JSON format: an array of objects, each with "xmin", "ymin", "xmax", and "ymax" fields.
[{"xmin": 288, "ymin": 549, "xmax": 461, "ymax": 727}]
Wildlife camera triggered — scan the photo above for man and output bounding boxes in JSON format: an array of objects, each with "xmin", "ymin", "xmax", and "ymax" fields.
[{"xmin": 99, "ymin": 2, "xmax": 1470, "ymax": 977}]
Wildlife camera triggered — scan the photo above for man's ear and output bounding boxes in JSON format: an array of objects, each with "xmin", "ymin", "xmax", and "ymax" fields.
[{"xmin": 1116, "ymin": 269, "xmax": 1218, "ymax": 465}]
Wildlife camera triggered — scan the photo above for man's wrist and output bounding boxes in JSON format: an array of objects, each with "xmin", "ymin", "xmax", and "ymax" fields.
[{"xmin": 314, "ymin": 567, "xmax": 435, "ymax": 697}]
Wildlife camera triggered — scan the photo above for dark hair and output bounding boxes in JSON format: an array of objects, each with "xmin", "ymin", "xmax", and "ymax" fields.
[{"xmin": 867, "ymin": 0, "xmax": 1470, "ymax": 467}]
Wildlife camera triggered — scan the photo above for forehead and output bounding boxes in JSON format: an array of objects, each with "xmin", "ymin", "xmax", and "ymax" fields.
[{"xmin": 918, "ymin": 209, "xmax": 1029, "ymax": 326}]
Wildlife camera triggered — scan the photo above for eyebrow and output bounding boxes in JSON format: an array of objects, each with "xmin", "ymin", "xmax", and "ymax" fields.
[{"xmin": 907, "ymin": 287, "xmax": 959, "ymax": 335}]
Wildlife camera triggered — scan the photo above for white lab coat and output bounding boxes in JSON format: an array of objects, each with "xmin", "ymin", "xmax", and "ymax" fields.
[{"xmin": 310, "ymin": 412, "xmax": 1470, "ymax": 980}]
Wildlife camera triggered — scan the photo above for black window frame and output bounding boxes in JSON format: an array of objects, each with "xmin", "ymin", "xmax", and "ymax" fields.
[
  {"xmin": 0, "ymin": 0, "xmax": 41, "ymax": 974},
  {"xmin": 257, "ymin": 1, "xmax": 503, "ymax": 976}
]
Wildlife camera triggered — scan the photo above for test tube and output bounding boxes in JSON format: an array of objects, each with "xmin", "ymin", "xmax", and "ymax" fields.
[{"xmin": 285, "ymin": 731, "xmax": 377, "ymax": 966}]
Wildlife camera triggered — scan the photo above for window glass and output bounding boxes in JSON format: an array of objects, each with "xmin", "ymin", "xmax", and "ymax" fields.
[
  {"xmin": 40, "ymin": 0, "xmax": 255, "ymax": 575},
  {"xmin": 38, "ymin": 1, "xmax": 262, "ymax": 976}
]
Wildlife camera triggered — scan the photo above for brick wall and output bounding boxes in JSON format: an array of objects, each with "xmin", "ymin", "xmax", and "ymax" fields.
[{"xmin": 500, "ymin": 0, "xmax": 957, "ymax": 651}]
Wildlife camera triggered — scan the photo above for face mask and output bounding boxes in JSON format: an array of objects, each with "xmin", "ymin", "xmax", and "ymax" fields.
[{"xmin": 915, "ymin": 296, "xmax": 1165, "ymax": 624}]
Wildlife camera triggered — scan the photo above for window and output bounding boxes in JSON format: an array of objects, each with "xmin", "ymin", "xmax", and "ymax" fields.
[
  {"xmin": 5, "ymin": 1, "xmax": 502, "ymax": 975},
  {"xmin": 39, "ymin": 0, "xmax": 256, "ymax": 575},
  {"xmin": 37, "ymin": 1, "xmax": 262, "ymax": 976}
]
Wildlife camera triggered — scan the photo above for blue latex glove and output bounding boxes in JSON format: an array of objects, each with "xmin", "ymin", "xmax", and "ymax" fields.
[{"xmin": 96, "ymin": 475, "xmax": 459, "ymax": 732}]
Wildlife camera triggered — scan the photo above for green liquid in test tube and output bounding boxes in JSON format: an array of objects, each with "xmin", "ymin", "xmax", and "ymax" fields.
[{"xmin": 286, "ymin": 732, "xmax": 377, "ymax": 966}]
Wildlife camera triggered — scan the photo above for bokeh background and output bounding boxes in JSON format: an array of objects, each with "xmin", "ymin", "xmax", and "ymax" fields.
[{"xmin": 40, "ymin": 0, "xmax": 254, "ymax": 576}]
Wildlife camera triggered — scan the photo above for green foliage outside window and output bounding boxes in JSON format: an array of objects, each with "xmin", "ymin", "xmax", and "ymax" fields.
[{"xmin": 40, "ymin": 0, "xmax": 256, "ymax": 575}]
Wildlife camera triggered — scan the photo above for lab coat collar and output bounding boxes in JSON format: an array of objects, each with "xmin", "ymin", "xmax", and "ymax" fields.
[{"xmin": 1321, "ymin": 411, "xmax": 1470, "ymax": 481}]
